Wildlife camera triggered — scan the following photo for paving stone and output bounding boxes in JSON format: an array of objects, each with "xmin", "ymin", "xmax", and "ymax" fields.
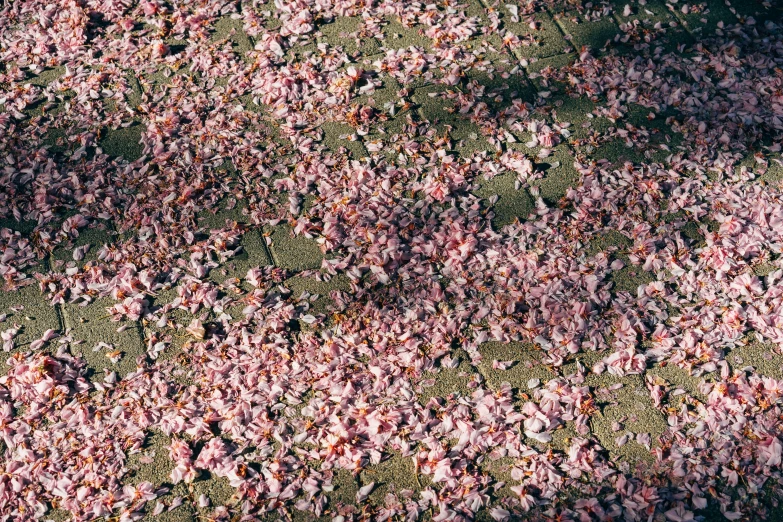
[
  {"xmin": 99, "ymin": 122, "xmax": 145, "ymax": 162},
  {"xmin": 142, "ymin": 488, "xmax": 196, "ymax": 522},
  {"xmin": 507, "ymin": 9, "xmax": 571, "ymax": 59},
  {"xmin": 584, "ymin": 106, "xmax": 683, "ymax": 166},
  {"xmin": 554, "ymin": 10, "xmax": 623, "ymax": 52},
  {"xmin": 0, "ymin": 218, "xmax": 38, "ymax": 236},
  {"xmin": 320, "ymin": 121, "xmax": 367, "ymax": 158},
  {"xmin": 358, "ymin": 453, "xmax": 425, "ymax": 504},
  {"xmin": 761, "ymin": 159, "xmax": 783, "ymax": 187},
  {"xmin": 60, "ymin": 297, "xmax": 145, "ymax": 380},
  {"xmin": 727, "ymin": 341, "xmax": 783, "ymax": 380},
  {"xmin": 609, "ymin": 0, "xmax": 695, "ymax": 54},
  {"xmin": 25, "ymin": 66, "xmax": 65, "ymax": 87},
  {"xmin": 192, "ymin": 474, "xmax": 237, "ymax": 510},
  {"xmin": 1, "ymin": 0, "xmax": 776, "ymax": 515},
  {"xmin": 726, "ymin": 0, "xmax": 778, "ymax": 22},
  {"xmin": 139, "ymin": 288, "xmax": 201, "ymax": 368},
  {"xmin": 284, "ymin": 273, "xmax": 351, "ymax": 315},
  {"xmin": 478, "ymin": 455, "xmax": 515, "ymax": 501},
  {"xmin": 525, "ymin": 52, "xmax": 577, "ymax": 92},
  {"xmin": 477, "ymin": 341, "xmax": 555, "ymax": 395},
  {"xmin": 417, "ymin": 348, "xmax": 477, "ymax": 405},
  {"xmin": 355, "ymin": 75, "xmax": 402, "ymax": 108},
  {"xmin": 587, "ymin": 229, "xmax": 633, "ymax": 258},
  {"xmin": 379, "ymin": 17, "xmax": 433, "ymax": 52},
  {"xmin": 126, "ymin": 431, "xmax": 175, "ymax": 487},
  {"xmin": 325, "ymin": 468, "xmax": 360, "ymax": 510},
  {"xmin": 668, "ymin": 0, "xmax": 740, "ymax": 37},
  {"xmin": 42, "ymin": 127, "xmax": 69, "ymax": 156},
  {"xmin": 196, "ymin": 200, "xmax": 247, "ymax": 231},
  {"xmin": 0, "ymin": 284, "xmax": 62, "ymax": 373},
  {"xmin": 530, "ymin": 145, "xmax": 580, "ymax": 204},
  {"xmin": 609, "ymin": 263, "xmax": 655, "ymax": 295},
  {"xmin": 550, "ymin": 93, "xmax": 617, "ymax": 142},
  {"xmin": 591, "ymin": 136, "xmax": 647, "ymax": 165},
  {"xmin": 413, "ymin": 84, "xmax": 495, "ymax": 156},
  {"xmin": 586, "ymin": 373, "xmax": 667, "ymax": 464},
  {"xmin": 267, "ymin": 224, "xmax": 324, "ymax": 272},
  {"xmin": 464, "ymin": 67, "xmax": 539, "ymax": 109},
  {"xmin": 611, "ymin": 0, "xmax": 677, "ymax": 26},
  {"xmin": 212, "ymin": 15, "xmax": 254, "ymax": 57},
  {"xmin": 318, "ymin": 16, "xmax": 381, "ymax": 56},
  {"xmin": 646, "ymin": 364, "xmax": 707, "ymax": 402},
  {"xmin": 208, "ymin": 228, "xmax": 274, "ymax": 284},
  {"xmin": 126, "ymin": 72, "xmax": 144, "ymax": 108},
  {"xmin": 473, "ymin": 170, "xmax": 535, "ymax": 229},
  {"xmin": 355, "ymin": 75, "xmax": 414, "ymax": 149},
  {"xmin": 51, "ymin": 225, "xmax": 115, "ymax": 268},
  {"xmin": 0, "ymin": 221, "xmax": 49, "ymax": 278}
]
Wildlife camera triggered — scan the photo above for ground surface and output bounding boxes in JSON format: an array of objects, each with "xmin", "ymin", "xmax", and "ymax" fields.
[{"xmin": 1, "ymin": 0, "xmax": 783, "ymax": 521}]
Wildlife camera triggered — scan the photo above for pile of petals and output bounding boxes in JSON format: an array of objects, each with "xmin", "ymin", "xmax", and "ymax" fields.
[{"xmin": 1, "ymin": 0, "xmax": 783, "ymax": 520}]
